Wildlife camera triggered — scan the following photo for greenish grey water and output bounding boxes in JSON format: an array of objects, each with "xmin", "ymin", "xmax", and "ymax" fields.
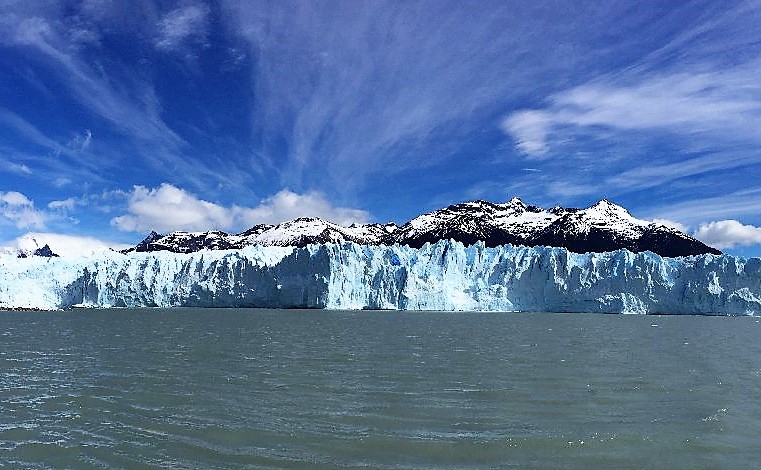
[{"xmin": 1, "ymin": 309, "xmax": 760, "ymax": 469}]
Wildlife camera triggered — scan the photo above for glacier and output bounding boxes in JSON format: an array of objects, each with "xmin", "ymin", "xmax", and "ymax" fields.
[{"xmin": 1, "ymin": 240, "xmax": 760, "ymax": 314}]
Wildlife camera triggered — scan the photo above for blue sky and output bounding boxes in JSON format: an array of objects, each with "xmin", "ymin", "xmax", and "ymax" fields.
[{"xmin": 2, "ymin": 0, "xmax": 761, "ymax": 257}]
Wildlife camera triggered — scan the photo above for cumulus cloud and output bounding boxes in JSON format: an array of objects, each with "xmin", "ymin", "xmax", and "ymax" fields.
[
  {"xmin": 693, "ymin": 220, "xmax": 761, "ymax": 249},
  {"xmin": 155, "ymin": 4, "xmax": 210, "ymax": 52},
  {"xmin": 237, "ymin": 190, "xmax": 371, "ymax": 227},
  {"xmin": 111, "ymin": 183, "xmax": 234, "ymax": 232},
  {"xmin": 0, "ymin": 190, "xmax": 47, "ymax": 229},
  {"xmin": 651, "ymin": 218, "xmax": 689, "ymax": 233},
  {"xmin": 1, "ymin": 191, "xmax": 33, "ymax": 206},
  {"xmin": 111, "ymin": 183, "xmax": 370, "ymax": 233},
  {"xmin": 5, "ymin": 232, "xmax": 130, "ymax": 257}
]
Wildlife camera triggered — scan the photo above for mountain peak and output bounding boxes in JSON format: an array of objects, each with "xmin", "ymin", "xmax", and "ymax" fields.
[
  {"xmin": 506, "ymin": 196, "xmax": 525, "ymax": 205},
  {"xmin": 34, "ymin": 244, "xmax": 60, "ymax": 257},
  {"xmin": 290, "ymin": 217, "xmax": 327, "ymax": 224},
  {"xmin": 497, "ymin": 196, "xmax": 525, "ymax": 209},
  {"xmin": 590, "ymin": 198, "xmax": 619, "ymax": 208},
  {"xmin": 122, "ymin": 196, "xmax": 720, "ymax": 257},
  {"xmin": 587, "ymin": 199, "xmax": 631, "ymax": 216},
  {"xmin": 146, "ymin": 230, "xmax": 162, "ymax": 240},
  {"xmin": 446, "ymin": 200, "xmax": 497, "ymax": 212},
  {"xmin": 492, "ymin": 197, "xmax": 527, "ymax": 214}
]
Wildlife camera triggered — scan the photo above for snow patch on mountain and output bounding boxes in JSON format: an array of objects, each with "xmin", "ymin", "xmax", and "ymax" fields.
[{"xmin": 122, "ymin": 198, "xmax": 719, "ymax": 257}]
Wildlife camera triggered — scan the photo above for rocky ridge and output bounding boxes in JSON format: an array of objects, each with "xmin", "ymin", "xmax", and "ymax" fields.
[{"xmin": 122, "ymin": 198, "xmax": 720, "ymax": 257}]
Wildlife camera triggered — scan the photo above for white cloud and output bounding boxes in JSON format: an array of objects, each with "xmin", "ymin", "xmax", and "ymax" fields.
[
  {"xmin": 5, "ymin": 232, "xmax": 130, "ymax": 257},
  {"xmin": 5, "ymin": 162, "xmax": 33, "ymax": 175},
  {"xmin": 155, "ymin": 4, "xmax": 209, "ymax": 52},
  {"xmin": 1, "ymin": 191, "xmax": 33, "ymax": 206},
  {"xmin": 604, "ymin": 150, "xmax": 761, "ymax": 192},
  {"xmin": 0, "ymin": 108, "xmax": 62, "ymax": 152},
  {"xmin": 219, "ymin": 1, "xmax": 623, "ymax": 191},
  {"xmin": 0, "ymin": 6, "xmax": 254, "ymax": 195},
  {"xmin": 503, "ymin": 67, "xmax": 761, "ymax": 156},
  {"xmin": 693, "ymin": 220, "xmax": 761, "ymax": 249},
  {"xmin": 48, "ymin": 198, "xmax": 78, "ymax": 210},
  {"xmin": 111, "ymin": 183, "xmax": 234, "ymax": 233},
  {"xmin": 68, "ymin": 129, "xmax": 92, "ymax": 151},
  {"xmin": 651, "ymin": 218, "xmax": 688, "ymax": 233},
  {"xmin": 501, "ymin": 110, "xmax": 552, "ymax": 157},
  {"xmin": 1, "ymin": 12, "xmax": 200, "ymax": 185},
  {"xmin": 111, "ymin": 183, "xmax": 370, "ymax": 233},
  {"xmin": 0, "ymin": 190, "xmax": 47, "ymax": 229},
  {"xmin": 643, "ymin": 188, "xmax": 761, "ymax": 226},
  {"xmin": 237, "ymin": 190, "xmax": 370, "ymax": 227}
]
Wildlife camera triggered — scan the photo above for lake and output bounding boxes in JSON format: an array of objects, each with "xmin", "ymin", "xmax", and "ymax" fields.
[{"xmin": 1, "ymin": 309, "xmax": 760, "ymax": 468}]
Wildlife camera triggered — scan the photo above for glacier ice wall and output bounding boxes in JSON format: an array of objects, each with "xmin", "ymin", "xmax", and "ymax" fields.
[{"xmin": 1, "ymin": 241, "xmax": 760, "ymax": 314}]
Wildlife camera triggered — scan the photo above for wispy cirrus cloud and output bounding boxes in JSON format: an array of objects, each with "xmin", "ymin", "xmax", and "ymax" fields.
[
  {"xmin": 0, "ymin": 109, "xmax": 97, "ymax": 164},
  {"xmin": 0, "ymin": 109, "xmax": 108, "ymax": 184},
  {"xmin": 0, "ymin": 5, "xmax": 236, "ymax": 194},
  {"xmin": 499, "ymin": 2, "xmax": 761, "ymax": 211},
  {"xmin": 155, "ymin": 3, "xmax": 210, "ymax": 53},
  {"xmin": 2, "ymin": 0, "xmax": 761, "ymax": 256},
  {"xmin": 67, "ymin": 129, "xmax": 92, "ymax": 152},
  {"xmin": 219, "ymin": 0, "xmax": 638, "ymax": 193},
  {"xmin": 503, "ymin": 66, "xmax": 761, "ymax": 157},
  {"xmin": 6, "ymin": 14, "xmax": 181, "ymax": 147},
  {"xmin": 0, "ymin": 108, "xmax": 61, "ymax": 150},
  {"xmin": 644, "ymin": 188, "xmax": 761, "ymax": 227},
  {"xmin": 604, "ymin": 148, "xmax": 761, "ymax": 192},
  {"xmin": 0, "ymin": 161, "xmax": 32, "ymax": 177}
]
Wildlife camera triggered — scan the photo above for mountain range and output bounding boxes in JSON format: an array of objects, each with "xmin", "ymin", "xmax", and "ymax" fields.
[{"xmin": 122, "ymin": 198, "xmax": 721, "ymax": 257}]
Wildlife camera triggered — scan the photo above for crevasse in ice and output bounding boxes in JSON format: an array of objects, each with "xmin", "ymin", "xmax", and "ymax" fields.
[{"xmin": 1, "ymin": 240, "xmax": 759, "ymax": 314}]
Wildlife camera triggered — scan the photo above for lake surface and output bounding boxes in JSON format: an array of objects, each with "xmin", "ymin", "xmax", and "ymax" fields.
[{"xmin": 1, "ymin": 309, "xmax": 760, "ymax": 469}]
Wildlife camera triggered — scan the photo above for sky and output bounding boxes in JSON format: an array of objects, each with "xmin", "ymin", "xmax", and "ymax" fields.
[{"xmin": 2, "ymin": 0, "xmax": 761, "ymax": 257}]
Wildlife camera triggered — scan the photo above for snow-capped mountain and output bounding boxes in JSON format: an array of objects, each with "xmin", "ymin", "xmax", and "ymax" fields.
[
  {"xmin": 13, "ymin": 244, "xmax": 60, "ymax": 259},
  {"xmin": 122, "ymin": 218, "xmax": 400, "ymax": 254},
  {"xmin": 234, "ymin": 218, "xmax": 397, "ymax": 247},
  {"xmin": 395, "ymin": 198, "xmax": 553, "ymax": 248},
  {"xmin": 124, "ymin": 230, "xmax": 237, "ymax": 254},
  {"xmin": 122, "ymin": 198, "xmax": 720, "ymax": 257}
]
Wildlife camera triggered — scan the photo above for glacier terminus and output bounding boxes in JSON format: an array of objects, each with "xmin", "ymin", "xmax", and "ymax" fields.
[{"xmin": 1, "ymin": 241, "xmax": 760, "ymax": 315}]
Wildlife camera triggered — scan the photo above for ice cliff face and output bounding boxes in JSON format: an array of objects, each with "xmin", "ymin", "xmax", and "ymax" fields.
[{"xmin": 1, "ymin": 241, "xmax": 759, "ymax": 314}]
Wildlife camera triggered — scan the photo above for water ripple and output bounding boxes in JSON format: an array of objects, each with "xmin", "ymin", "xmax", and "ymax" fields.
[{"xmin": 1, "ymin": 309, "xmax": 760, "ymax": 468}]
